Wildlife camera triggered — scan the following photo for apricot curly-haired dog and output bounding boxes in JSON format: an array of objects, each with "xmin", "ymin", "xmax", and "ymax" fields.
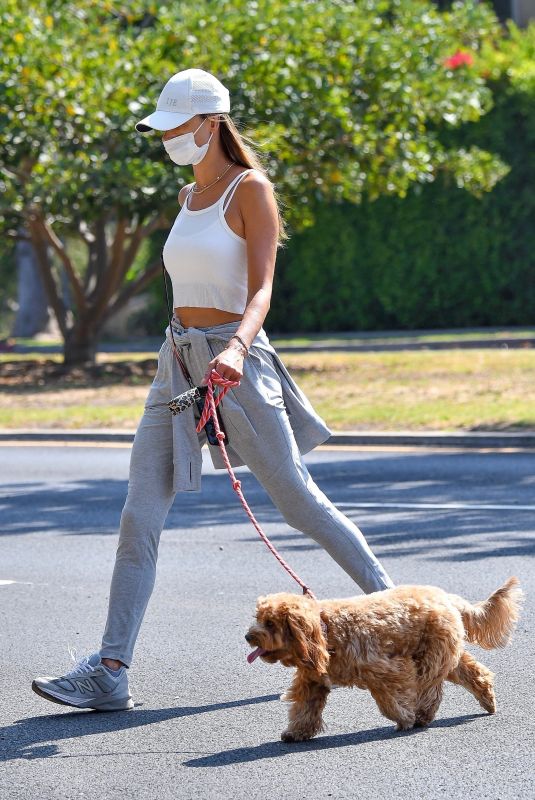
[{"xmin": 245, "ymin": 576, "xmax": 523, "ymax": 742}]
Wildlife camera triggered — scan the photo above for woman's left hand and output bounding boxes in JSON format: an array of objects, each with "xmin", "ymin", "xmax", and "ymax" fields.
[{"xmin": 201, "ymin": 344, "xmax": 244, "ymax": 385}]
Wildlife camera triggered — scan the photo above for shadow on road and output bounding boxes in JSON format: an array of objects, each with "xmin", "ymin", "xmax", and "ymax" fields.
[
  {"xmin": 2, "ymin": 693, "xmax": 280, "ymax": 762},
  {"xmin": 1, "ymin": 696, "xmax": 486, "ymax": 763},
  {"xmin": 183, "ymin": 712, "xmax": 487, "ymax": 767},
  {"xmin": 1, "ymin": 451, "xmax": 534, "ymax": 562}
]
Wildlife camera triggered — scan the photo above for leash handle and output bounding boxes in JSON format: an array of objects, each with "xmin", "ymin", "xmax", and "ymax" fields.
[{"xmin": 195, "ymin": 369, "xmax": 237, "ymax": 434}]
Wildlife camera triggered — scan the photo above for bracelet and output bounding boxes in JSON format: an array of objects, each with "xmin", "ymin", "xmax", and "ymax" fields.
[{"xmin": 229, "ymin": 334, "xmax": 249, "ymax": 356}]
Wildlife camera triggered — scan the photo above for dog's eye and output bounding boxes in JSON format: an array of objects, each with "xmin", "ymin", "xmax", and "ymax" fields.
[{"xmin": 265, "ymin": 620, "xmax": 275, "ymax": 629}]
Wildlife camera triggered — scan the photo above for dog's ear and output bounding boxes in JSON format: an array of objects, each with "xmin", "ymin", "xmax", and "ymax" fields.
[{"xmin": 284, "ymin": 604, "xmax": 330, "ymax": 675}]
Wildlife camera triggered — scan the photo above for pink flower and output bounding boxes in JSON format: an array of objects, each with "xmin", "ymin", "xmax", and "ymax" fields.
[{"xmin": 444, "ymin": 50, "xmax": 475, "ymax": 69}]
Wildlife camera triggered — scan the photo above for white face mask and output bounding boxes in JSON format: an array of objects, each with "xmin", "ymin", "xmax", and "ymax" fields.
[{"xmin": 162, "ymin": 117, "xmax": 213, "ymax": 165}]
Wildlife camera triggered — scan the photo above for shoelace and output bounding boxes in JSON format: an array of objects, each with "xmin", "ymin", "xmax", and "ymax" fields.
[
  {"xmin": 65, "ymin": 646, "xmax": 95, "ymax": 677},
  {"xmin": 65, "ymin": 646, "xmax": 136, "ymax": 691}
]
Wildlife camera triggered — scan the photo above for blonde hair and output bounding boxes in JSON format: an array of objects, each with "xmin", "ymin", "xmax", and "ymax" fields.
[{"xmin": 201, "ymin": 112, "xmax": 290, "ymax": 248}]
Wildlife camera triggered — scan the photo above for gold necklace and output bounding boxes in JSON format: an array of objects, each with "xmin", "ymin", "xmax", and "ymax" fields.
[{"xmin": 192, "ymin": 162, "xmax": 234, "ymax": 194}]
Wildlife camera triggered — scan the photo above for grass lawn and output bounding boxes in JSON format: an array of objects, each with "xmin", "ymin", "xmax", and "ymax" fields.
[
  {"xmin": 295, "ymin": 349, "xmax": 534, "ymax": 431},
  {"xmin": 0, "ymin": 347, "xmax": 533, "ymax": 431}
]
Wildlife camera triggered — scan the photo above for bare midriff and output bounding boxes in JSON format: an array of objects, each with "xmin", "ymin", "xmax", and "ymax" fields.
[{"xmin": 174, "ymin": 306, "xmax": 244, "ymax": 328}]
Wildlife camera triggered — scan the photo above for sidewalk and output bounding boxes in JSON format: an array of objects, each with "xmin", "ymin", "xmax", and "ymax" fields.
[
  {"xmin": 1, "ymin": 428, "xmax": 534, "ymax": 449},
  {"xmin": 4, "ymin": 325, "xmax": 535, "ymax": 354}
]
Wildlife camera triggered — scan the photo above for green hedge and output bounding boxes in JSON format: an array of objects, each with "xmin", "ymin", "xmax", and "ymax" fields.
[
  {"xmin": 143, "ymin": 17, "xmax": 535, "ymax": 337},
  {"xmin": 268, "ymin": 76, "xmax": 534, "ymax": 332},
  {"xmin": 144, "ymin": 76, "xmax": 534, "ymax": 336}
]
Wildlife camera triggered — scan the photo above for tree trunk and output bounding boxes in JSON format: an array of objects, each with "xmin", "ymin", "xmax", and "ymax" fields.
[
  {"xmin": 63, "ymin": 326, "xmax": 99, "ymax": 364},
  {"xmin": 24, "ymin": 211, "xmax": 168, "ymax": 366}
]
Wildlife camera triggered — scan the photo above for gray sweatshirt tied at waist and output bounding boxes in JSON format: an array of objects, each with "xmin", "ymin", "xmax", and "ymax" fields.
[{"xmin": 143, "ymin": 315, "xmax": 333, "ymax": 493}]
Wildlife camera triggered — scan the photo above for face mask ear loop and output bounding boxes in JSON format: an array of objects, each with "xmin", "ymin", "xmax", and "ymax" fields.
[
  {"xmin": 165, "ymin": 117, "xmax": 205, "ymax": 146},
  {"xmin": 199, "ymin": 117, "xmax": 215, "ymax": 149},
  {"xmin": 193, "ymin": 117, "xmax": 207, "ymax": 136}
]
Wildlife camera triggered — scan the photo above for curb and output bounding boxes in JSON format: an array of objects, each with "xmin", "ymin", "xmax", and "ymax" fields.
[
  {"xmin": 1, "ymin": 429, "xmax": 534, "ymax": 449},
  {"xmin": 4, "ymin": 337, "xmax": 535, "ymax": 356},
  {"xmin": 277, "ymin": 338, "xmax": 535, "ymax": 353}
]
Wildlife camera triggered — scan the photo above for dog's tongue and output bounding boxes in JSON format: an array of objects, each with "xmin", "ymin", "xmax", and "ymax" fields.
[{"xmin": 247, "ymin": 646, "xmax": 268, "ymax": 664}]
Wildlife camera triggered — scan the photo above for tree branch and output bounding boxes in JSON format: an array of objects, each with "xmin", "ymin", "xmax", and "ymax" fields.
[
  {"xmin": 119, "ymin": 211, "xmax": 169, "ymax": 284},
  {"xmin": 102, "ymin": 258, "xmax": 161, "ymax": 322},
  {"xmin": 30, "ymin": 211, "xmax": 87, "ymax": 312},
  {"xmin": 25, "ymin": 216, "xmax": 69, "ymax": 338}
]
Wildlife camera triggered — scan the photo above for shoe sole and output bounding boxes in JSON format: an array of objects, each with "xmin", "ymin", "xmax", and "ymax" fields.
[{"xmin": 31, "ymin": 680, "xmax": 134, "ymax": 711}]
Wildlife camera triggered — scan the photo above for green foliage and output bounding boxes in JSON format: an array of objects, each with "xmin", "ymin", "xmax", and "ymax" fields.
[
  {"xmin": 0, "ymin": 0, "xmax": 528, "ymax": 342},
  {"xmin": 176, "ymin": 0, "xmax": 510, "ymax": 213},
  {"xmin": 0, "ymin": 0, "xmax": 511, "ymax": 239},
  {"xmin": 268, "ymin": 19, "xmax": 535, "ymax": 332},
  {"xmin": 0, "ymin": 0, "xmax": 176, "ymax": 231}
]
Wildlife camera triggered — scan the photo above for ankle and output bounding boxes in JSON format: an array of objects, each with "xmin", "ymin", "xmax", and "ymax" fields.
[{"xmin": 102, "ymin": 657, "xmax": 124, "ymax": 671}]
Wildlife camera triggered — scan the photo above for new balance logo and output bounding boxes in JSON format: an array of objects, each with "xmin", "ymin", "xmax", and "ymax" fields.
[{"xmin": 74, "ymin": 678, "xmax": 95, "ymax": 694}]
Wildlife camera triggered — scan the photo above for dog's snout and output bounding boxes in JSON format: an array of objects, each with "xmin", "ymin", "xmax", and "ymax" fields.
[{"xmin": 245, "ymin": 632, "xmax": 253, "ymax": 643}]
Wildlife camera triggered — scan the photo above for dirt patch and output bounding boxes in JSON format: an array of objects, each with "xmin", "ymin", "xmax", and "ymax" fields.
[{"xmin": 0, "ymin": 358, "xmax": 158, "ymax": 389}]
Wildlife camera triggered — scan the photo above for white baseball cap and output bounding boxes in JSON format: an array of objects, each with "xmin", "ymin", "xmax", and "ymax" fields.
[{"xmin": 135, "ymin": 68, "xmax": 230, "ymax": 132}]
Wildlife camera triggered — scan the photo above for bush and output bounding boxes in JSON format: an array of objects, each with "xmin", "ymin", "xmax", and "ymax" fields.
[{"xmin": 267, "ymin": 20, "xmax": 535, "ymax": 332}]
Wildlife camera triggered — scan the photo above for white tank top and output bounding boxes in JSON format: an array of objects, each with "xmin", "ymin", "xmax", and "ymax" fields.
[{"xmin": 162, "ymin": 168, "xmax": 255, "ymax": 314}]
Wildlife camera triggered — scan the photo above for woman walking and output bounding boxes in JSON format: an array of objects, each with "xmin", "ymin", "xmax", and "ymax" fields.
[{"xmin": 32, "ymin": 68, "xmax": 395, "ymax": 711}]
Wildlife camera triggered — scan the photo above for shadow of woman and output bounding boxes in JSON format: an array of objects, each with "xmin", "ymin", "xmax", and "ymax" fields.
[{"xmin": 2, "ymin": 693, "xmax": 281, "ymax": 762}]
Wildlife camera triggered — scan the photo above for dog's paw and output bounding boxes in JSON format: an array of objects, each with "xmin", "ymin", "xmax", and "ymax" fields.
[
  {"xmin": 281, "ymin": 728, "xmax": 312, "ymax": 743},
  {"xmin": 281, "ymin": 729, "xmax": 297, "ymax": 742},
  {"xmin": 479, "ymin": 691, "xmax": 496, "ymax": 714},
  {"xmin": 395, "ymin": 720, "xmax": 415, "ymax": 732},
  {"xmin": 413, "ymin": 718, "xmax": 430, "ymax": 729}
]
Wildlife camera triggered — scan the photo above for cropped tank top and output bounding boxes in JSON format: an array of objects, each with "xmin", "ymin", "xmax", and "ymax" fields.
[{"xmin": 162, "ymin": 168, "xmax": 255, "ymax": 314}]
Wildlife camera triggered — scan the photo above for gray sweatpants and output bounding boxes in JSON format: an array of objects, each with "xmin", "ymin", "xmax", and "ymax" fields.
[{"xmin": 99, "ymin": 322, "xmax": 395, "ymax": 667}]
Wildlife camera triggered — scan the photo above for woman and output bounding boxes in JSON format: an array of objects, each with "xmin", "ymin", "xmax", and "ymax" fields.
[{"xmin": 32, "ymin": 68, "xmax": 395, "ymax": 712}]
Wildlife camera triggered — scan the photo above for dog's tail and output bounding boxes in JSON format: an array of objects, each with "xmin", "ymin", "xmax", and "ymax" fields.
[{"xmin": 449, "ymin": 576, "xmax": 524, "ymax": 650}]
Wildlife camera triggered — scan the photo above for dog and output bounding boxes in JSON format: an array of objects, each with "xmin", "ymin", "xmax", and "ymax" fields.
[{"xmin": 244, "ymin": 576, "xmax": 523, "ymax": 742}]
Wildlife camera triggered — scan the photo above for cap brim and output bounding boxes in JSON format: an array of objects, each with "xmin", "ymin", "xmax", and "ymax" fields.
[{"xmin": 135, "ymin": 109, "xmax": 196, "ymax": 133}]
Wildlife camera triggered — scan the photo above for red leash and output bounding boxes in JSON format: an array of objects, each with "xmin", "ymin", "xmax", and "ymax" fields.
[{"xmin": 195, "ymin": 367, "xmax": 317, "ymax": 601}]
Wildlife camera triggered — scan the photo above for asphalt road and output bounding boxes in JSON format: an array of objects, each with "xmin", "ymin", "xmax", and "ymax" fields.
[{"xmin": 1, "ymin": 443, "xmax": 533, "ymax": 799}]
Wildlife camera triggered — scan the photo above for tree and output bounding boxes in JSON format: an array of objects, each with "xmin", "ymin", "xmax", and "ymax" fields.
[{"xmin": 0, "ymin": 0, "xmax": 510, "ymax": 363}]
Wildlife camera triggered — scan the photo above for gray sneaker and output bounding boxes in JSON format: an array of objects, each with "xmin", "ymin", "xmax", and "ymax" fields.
[{"xmin": 32, "ymin": 651, "xmax": 134, "ymax": 711}]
